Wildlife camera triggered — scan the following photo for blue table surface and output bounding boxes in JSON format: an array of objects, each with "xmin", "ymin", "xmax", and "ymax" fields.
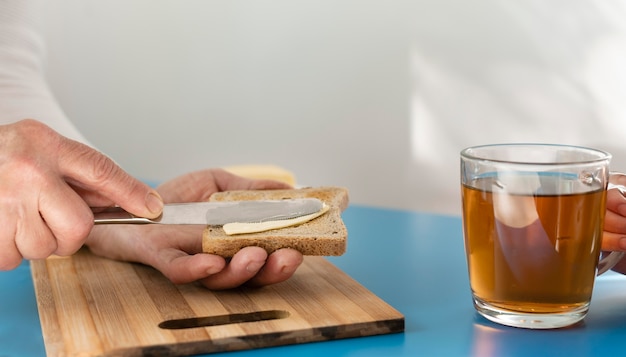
[{"xmin": 2, "ymin": 205, "xmax": 626, "ymax": 357}]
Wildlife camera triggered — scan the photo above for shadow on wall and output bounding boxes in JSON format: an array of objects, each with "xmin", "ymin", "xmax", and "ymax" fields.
[{"xmin": 407, "ymin": 1, "xmax": 626, "ymax": 215}]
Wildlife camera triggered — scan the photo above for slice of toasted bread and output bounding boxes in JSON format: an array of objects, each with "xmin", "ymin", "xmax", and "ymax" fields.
[{"xmin": 202, "ymin": 187, "xmax": 349, "ymax": 257}]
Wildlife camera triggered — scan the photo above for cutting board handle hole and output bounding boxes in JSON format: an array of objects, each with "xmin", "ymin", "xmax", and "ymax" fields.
[{"xmin": 158, "ymin": 309, "xmax": 290, "ymax": 330}]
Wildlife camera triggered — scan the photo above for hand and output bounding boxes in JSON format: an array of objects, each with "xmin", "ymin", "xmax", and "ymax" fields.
[
  {"xmin": 603, "ymin": 174, "xmax": 626, "ymax": 274},
  {"xmin": 85, "ymin": 168, "xmax": 305, "ymax": 290},
  {"xmin": 0, "ymin": 120, "xmax": 163, "ymax": 270}
]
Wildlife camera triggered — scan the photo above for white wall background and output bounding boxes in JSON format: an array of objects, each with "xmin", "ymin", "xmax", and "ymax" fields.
[{"xmin": 41, "ymin": 0, "xmax": 626, "ymax": 216}]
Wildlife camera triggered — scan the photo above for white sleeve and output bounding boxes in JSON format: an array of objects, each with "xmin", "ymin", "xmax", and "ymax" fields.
[{"xmin": 0, "ymin": 0, "xmax": 89, "ymax": 144}]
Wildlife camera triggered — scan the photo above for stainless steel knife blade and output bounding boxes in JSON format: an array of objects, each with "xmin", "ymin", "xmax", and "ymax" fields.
[{"xmin": 92, "ymin": 198, "xmax": 324, "ymax": 225}]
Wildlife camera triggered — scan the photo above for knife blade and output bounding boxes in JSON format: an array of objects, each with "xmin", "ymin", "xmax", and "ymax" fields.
[{"xmin": 92, "ymin": 198, "xmax": 324, "ymax": 225}]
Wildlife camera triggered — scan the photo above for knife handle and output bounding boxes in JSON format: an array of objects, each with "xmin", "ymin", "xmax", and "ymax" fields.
[{"xmin": 92, "ymin": 207, "xmax": 155, "ymax": 224}]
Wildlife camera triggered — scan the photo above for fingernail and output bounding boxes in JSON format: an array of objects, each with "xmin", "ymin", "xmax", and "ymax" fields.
[
  {"xmin": 206, "ymin": 266, "xmax": 222, "ymax": 275},
  {"xmin": 146, "ymin": 192, "xmax": 164, "ymax": 215},
  {"xmin": 246, "ymin": 260, "xmax": 265, "ymax": 273},
  {"xmin": 280, "ymin": 265, "xmax": 297, "ymax": 275}
]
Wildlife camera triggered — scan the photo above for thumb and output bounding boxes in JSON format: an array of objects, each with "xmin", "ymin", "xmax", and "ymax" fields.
[{"xmin": 58, "ymin": 138, "xmax": 164, "ymax": 218}]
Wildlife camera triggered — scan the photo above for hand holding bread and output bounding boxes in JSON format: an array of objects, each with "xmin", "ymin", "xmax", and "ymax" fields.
[{"xmin": 85, "ymin": 168, "xmax": 306, "ymax": 290}]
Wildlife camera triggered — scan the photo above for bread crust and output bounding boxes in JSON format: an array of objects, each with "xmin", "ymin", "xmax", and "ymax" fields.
[{"xmin": 202, "ymin": 187, "xmax": 349, "ymax": 257}]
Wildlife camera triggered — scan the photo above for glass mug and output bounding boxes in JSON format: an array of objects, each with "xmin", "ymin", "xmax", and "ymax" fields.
[{"xmin": 460, "ymin": 143, "xmax": 624, "ymax": 329}]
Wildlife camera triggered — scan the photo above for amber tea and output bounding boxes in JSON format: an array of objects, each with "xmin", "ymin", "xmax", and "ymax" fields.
[{"xmin": 462, "ymin": 176, "xmax": 606, "ymax": 315}]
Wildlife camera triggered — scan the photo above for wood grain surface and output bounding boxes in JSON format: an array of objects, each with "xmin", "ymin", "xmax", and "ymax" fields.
[{"xmin": 31, "ymin": 248, "xmax": 404, "ymax": 356}]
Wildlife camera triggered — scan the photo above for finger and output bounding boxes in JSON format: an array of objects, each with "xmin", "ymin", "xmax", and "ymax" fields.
[
  {"xmin": 38, "ymin": 178, "xmax": 94, "ymax": 256},
  {"xmin": 14, "ymin": 208, "xmax": 59, "ymax": 260},
  {"xmin": 212, "ymin": 169, "xmax": 292, "ymax": 192},
  {"xmin": 198, "ymin": 246, "xmax": 269, "ymax": 290},
  {"xmin": 156, "ymin": 169, "xmax": 292, "ymax": 204},
  {"xmin": 68, "ymin": 184, "xmax": 117, "ymax": 208},
  {"xmin": 602, "ymin": 230, "xmax": 626, "ymax": 252},
  {"xmin": 57, "ymin": 138, "xmax": 163, "ymax": 218},
  {"xmin": 0, "ymin": 200, "xmax": 59, "ymax": 267},
  {"xmin": 247, "ymin": 179, "xmax": 293, "ymax": 190},
  {"xmin": 603, "ymin": 207, "xmax": 626, "ymax": 234},
  {"xmin": 155, "ymin": 171, "xmax": 215, "ymax": 203},
  {"xmin": 606, "ymin": 186, "xmax": 626, "ymax": 216},
  {"xmin": 246, "ymin": 248, "xmax": 304, "ymax": 287},
  {"xmin": 0, "ymin": 212, "xmax": 22, "ymax": 270},
  {"xmin": 98, "ymin": 225, "xmax": 228, "ymax": 285},
  {"xmin": 0, "ymin": 179, "xmax": 57, "ymax": 265},
  {"xmin": 153, "ymin": 251, "xmax": 227, "ymax": 285}
]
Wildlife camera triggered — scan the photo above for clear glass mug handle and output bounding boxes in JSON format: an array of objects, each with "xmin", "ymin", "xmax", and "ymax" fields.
[{"xmin": 598, "ymin": 172, "xmax": 626, "ymax": 275}]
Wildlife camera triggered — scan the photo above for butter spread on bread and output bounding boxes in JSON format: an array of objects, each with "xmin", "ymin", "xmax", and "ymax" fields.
[
  {"xmin": 202, "ymin": 187, "xmax": 349, "ymax": 257},
  {"xmin": 223, "ymin": 203, "xmax": 330, "ymax": 235}
]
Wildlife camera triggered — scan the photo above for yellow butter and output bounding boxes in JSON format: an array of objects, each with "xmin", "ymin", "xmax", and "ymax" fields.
[
  {"xmin": 223, "ymin": 164, "xmax": 297, "ymax": 186},
  {"xmin": 223, "ymin": 204, "xmax": 330, "ymax": 235}
]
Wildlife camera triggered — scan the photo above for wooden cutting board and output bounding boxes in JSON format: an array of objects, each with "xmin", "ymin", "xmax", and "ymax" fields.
[{"xmin": 31, "ymin": 248, "xmax": 404, "ymax": 356}]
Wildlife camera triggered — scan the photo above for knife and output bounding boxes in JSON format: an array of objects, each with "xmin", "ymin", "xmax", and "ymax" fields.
[{"xmin": 92, "ymin": 198, "xmax": 324, "ymax": 225}]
